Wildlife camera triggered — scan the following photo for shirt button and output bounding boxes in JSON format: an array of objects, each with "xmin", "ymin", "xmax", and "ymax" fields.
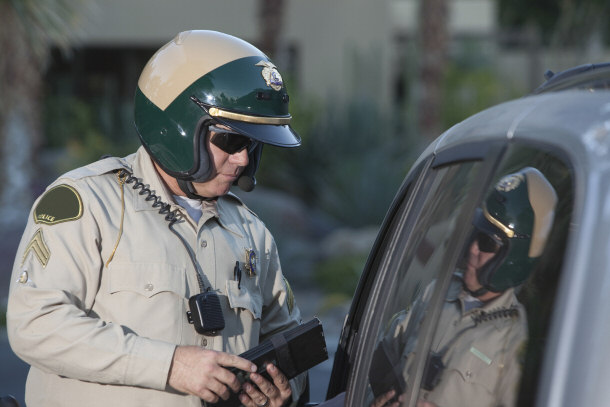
[
  {"xmin": 202, "ymin": 339, "xmax": 208, "ymax": 347},
  {"xmin": 144, "ymin": 283, "xmax": 154, "ymax": 291},
  {"xmin": 201, "ymin": 240, "xmax": 208, "ymax": 248},
  {"xmin": 466, "ymin": 370, "xmax": 473, "ymax": 378}
]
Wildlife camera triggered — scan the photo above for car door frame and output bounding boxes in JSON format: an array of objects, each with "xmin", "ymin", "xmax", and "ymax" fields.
[{"xmin": 326, "ymin": 139, "xmax": 508, "ymax": 404}]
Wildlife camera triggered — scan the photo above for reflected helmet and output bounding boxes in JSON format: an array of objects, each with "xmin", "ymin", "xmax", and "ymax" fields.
[
  {"xmin": 134, "ymin": 30, "xmax": 300, "ymax": 193},
  {"xmin": 471, "ymin": 167, "xmax": 558, "ymax": 292}
]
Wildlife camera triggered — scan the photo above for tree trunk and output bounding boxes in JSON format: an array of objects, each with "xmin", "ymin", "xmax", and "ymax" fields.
[
  {"xmin": 258, "ymin": 0, "xmax": 285, "ymax": 59},
  {"xmin": 0, "ymin": 2, "xmax": 43, "ymax": 226},
  {"xmin": 418, "ymin": 0, "xmax": 450, "ymax": 140}
]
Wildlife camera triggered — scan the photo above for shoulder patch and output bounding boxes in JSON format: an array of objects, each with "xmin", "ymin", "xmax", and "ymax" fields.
[{"xmin": 34, "ymin": 184, "xmax": 83, "ymax": 225}]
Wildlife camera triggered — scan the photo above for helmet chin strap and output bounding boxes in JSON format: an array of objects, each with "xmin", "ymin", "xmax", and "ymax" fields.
[
  {"xmin": 177, "ymin": 179, "xmax": 216, "ymax": 201},
  {"xmin": 465, "ymin": 285, "xmax": 489, "ymax": 298},
  {"xmin": 177, "ymin": 173, "xmax": 257, "ymax": 201}
]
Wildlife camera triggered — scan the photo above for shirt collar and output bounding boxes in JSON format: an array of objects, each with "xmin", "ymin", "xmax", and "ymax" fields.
[
  {"xmin": 215, "ymin": 192, "xmax": 246, "ymax": 237},
  {"xmin": 459, "ymin": 288, "xmax": 520, "ymax": 329},
  {"xmin": 131, "ymin": 147, "xmax": 245, "ymax": 237}
]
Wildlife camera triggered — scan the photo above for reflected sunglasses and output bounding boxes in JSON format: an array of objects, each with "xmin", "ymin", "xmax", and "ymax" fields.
[
  {"xmin": 208, "ymin": 125, "xmax": 259, "ymax": 154},
  {"xmin": 475, "ymin": 231, "xmax": 503, "ymax": 253}
]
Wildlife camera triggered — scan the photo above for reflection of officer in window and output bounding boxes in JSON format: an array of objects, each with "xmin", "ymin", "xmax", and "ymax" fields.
[{"xmin": 370, "ymin": 167, "xmax": 558, "ymax": 407}]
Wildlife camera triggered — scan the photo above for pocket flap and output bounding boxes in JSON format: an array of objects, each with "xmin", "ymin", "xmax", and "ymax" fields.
[
  {"xmin": 107, "ymin": 262, "xmax": 186, "ymax": 298},
  {"xmin": 226, "ymin": 280, "xmax": 262, "ymax": 319}
]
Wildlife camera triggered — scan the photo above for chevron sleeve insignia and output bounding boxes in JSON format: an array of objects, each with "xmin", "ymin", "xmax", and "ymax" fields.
[{"xmin": 21, "ymin": 229, "xmax": 51, "ymax": 268}]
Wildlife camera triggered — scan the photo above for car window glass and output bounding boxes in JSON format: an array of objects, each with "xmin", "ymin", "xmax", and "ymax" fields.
[
  {"xmin": 350, "ymin": 145, "xmax": 573, "ymax": 407},
  {"xmin": 413, "ymin": 147, "xmax": 573, "ymax": 407},
  {"xmin": 356, "ymin": 161, "xmax": 485, "ymax": 406}
]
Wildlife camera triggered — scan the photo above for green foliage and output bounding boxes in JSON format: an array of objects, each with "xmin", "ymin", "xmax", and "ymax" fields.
[
  {"xmin": 498, "ymin": 0, "xmax": 610, "ymax": 46},
  {"xmin": 43, "ymin": 95, "xmax": 139, "ymax": 173},
  {"xmin": 498, "ymin": 0, "xmax": 561, "ymax": 43},
  {"xmin": 258, "ymin": 96, "xmax": 422, "ymax": 228},
  {"xmin": 7, "ymin": 0, "xmax": 86, "ymax": 62},
  {"xmin": 313, "ymin": 253, "xmax": 368, "ymax": 299},
  {"xmin": 441, "ymin": 44, "xmax": 525, "ymax": 129}
]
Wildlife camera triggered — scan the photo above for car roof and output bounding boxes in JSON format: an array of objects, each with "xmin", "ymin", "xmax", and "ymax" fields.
[
  {"xmin": 413, "ymin": 90, "xmax": 610, "ymax": 174},
  {"xmin": 407, "ymin": 88, "xmax": 610, "ymax": 406},
  {"xmin": 532, "ymin": 63, "xmax": 610, "ymax": 94}
]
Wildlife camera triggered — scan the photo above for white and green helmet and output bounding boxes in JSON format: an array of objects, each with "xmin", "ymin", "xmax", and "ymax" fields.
[
  {"xmin": 134, "ymin": 30, "xmax": 300, "ymax": 194},
  {"xmin": 471, "ymin": 167, "xmax": 558, "ymax": 293}
]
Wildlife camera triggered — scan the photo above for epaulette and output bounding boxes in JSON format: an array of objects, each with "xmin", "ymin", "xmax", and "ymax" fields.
[
  {"xmin": 59, "ymin": 153, "xmax": 134, "ymax": 181},
  {"xmin": 222, "ymin": 192, "xmax": 260, "ymax": 218},
  {"xmin": 33, "ymin": 154, "xmax": 134, "ymax": 226}
]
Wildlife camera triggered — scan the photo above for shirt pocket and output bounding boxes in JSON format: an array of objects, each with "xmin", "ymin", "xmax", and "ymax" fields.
[
  {"xmin": 225, "ymin": 279, "xmax": 262, "ymax": 320},
  {"xmin": 108, "ymin": 262, "xmax": 185, "ymax": 297},
  {"xmin": 443, "ymin": 344, "xmax": 502, "ymax": 396},
  {"xmin": 105, "ymin": 262, "xmax": 187, "ymax": 342}
]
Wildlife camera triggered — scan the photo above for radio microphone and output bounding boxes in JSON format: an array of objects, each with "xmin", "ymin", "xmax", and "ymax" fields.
[{"xmin": 237, "ymin": 175, "xmax": 256, "ymax": 192}]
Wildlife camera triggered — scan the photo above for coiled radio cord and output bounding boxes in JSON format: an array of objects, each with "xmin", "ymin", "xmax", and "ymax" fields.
[{"xmin": 107, "ymin": 168, "xmax": 207, "ymax": 294}]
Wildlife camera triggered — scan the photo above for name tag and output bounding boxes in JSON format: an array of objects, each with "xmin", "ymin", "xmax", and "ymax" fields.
[{"xmin": 470, "ymin": 346, "xmax": 492, "ymax": 365}]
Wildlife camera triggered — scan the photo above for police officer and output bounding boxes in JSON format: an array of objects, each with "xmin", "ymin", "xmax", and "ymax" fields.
[
  {"xmin": 371, "ymin": 167, "xmax": 558, "ymax": 407},
  {"xmin": 7, "ymin": 30, "xmax": 304, "ymax": 407}
]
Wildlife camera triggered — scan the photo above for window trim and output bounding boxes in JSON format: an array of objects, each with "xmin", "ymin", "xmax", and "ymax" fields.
[{"xmin": 339, "ymin": 141, "xmax": 506, "ymax": 406}]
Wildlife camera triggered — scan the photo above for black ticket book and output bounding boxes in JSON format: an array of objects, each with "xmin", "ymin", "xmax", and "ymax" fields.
[
  {"xmin": 210, "ymin": 318, "xmax": 328, "ymax": 407},
  {"xmin": 368, "ymin": 339, "xmax": 407, "ymax": 400}
]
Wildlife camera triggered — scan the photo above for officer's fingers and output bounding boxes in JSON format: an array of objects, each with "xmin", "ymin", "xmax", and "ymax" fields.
[
  {"xmin": 265, "ymin": 364, "xmax": 292, "ymax": 401},
  {"xmin": 198, "ymin": 388, "xmax": 220, "ymax": 404},
  {"xmin": 249, "ymin": 371, "xmax": 278, "ymax": 399},
  {"xmin": 266, "ymin": 364, "xmax": 290, "ymax": 392},
  {"xmin": 238, "ymin": 391, "xmax": 257, "ymax": 407},
  {"xmin": 371, "ymin": 390, "xmax": 396, "ymax": 407},
  {"xmin": 216, "ymin": 351, "xmax": 257, "ymax": 374},
  {"xmin": 205, "ymin": 378, "xmax": 232, "ymax": 401},
  {"xmin": 208, "ymin": 362, "xmax": 245, "ymax": 393},
  {"xmin": 241, "ymin": 381, "xmax": 269, "ymax": 407}
]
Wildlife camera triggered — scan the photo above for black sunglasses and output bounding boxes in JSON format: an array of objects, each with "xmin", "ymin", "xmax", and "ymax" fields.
[
  {"xmin": 209, "ymin": 125, "xmax": 259, "ymax": 154},
  {"xmin": 475, "ymin": 231, "xmax": 503, "ymax": 253}
]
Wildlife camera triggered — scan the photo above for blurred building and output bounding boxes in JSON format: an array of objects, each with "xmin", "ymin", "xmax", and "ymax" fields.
[{"xmin": 56, "ymin": 0, "xmax": 497, "ymax": 113}]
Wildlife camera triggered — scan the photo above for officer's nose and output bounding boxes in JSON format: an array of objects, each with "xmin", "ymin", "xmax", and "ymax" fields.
[
  {"xmin": 230, "ymin": 148, "xmax": 249, "ymax": 166},
  {"xmin": 470, "ymin": 240, "xmax": 480, "ymax": 255}
]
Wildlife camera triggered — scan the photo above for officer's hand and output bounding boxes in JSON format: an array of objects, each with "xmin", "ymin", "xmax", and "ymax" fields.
[
  {"xmin": 370, "ymin": 389, "xmax": 405, "ymax": 407},
  {"xmin": 239, "ymin": 363, "xmax": 292, "ymax": 407},
  {"xmin": 168, "ymin": 346, "xmax": 256, "ymax": 403}
]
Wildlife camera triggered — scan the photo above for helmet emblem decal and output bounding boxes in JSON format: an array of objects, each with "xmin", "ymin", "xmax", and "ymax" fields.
[
  {"xmin": 496, "ymin": 174, "xmax": 524, "ymax": 192},
  {"xmin": 256, "ymin": 60, "xmax": 283, "ymax": 91}
]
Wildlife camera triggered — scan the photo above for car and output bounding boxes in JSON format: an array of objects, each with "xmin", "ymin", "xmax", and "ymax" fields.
[{"xmin": 317, "ymin": 63, "xmax": 610, "ymax": 406}]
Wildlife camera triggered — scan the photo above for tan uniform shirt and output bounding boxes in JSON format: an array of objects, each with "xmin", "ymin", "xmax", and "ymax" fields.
[
  {"xmin": 7, "ymin": 147, "xmax": 303, "ymax": 407},
  {"xmin": 381, "ymin": 278, "xmax": 527, "ymax": 407}
]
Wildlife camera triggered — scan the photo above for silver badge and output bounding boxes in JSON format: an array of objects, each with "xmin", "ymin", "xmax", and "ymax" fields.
[
  {"xmin": 256, "ymin": 60, "xmax": 283, "ymax": 91},
  {"xmin": 244, "ymin": 248, "xmax": 257, "ymax": 277},
  {"xmin": 496, "ymin": 174, "xmax": 524, "ymax": 192}
]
